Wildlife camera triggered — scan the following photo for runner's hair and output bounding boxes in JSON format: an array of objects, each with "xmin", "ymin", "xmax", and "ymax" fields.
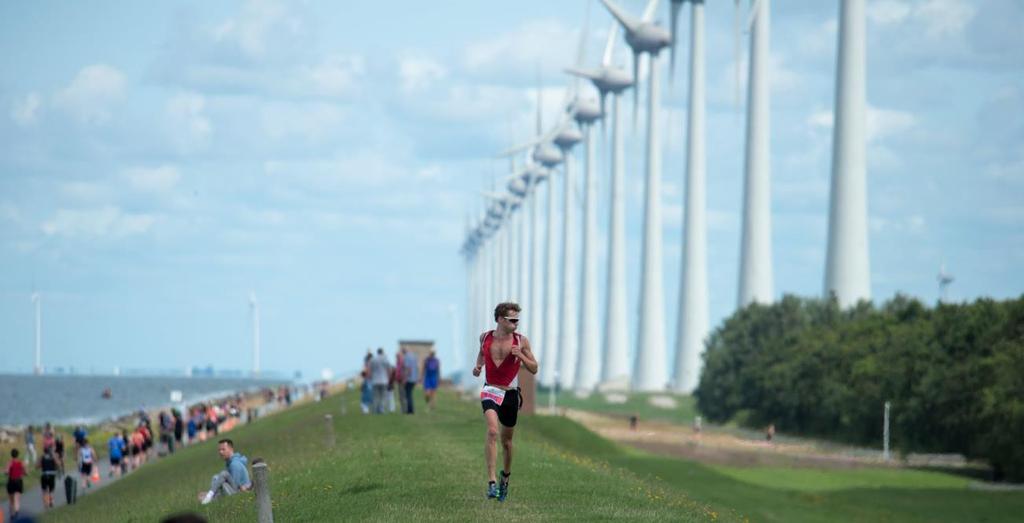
[{"xmin": 494, "ymin": 302, "xmax": 521, "ymax": 321}]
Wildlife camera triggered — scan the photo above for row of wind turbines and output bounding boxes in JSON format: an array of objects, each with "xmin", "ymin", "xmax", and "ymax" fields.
[{"xmin": 462, "ymin": 0, "xmax": 871, "ymax": 393}]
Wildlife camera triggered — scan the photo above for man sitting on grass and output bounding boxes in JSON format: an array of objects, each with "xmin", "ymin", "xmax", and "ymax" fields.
[{"xmin": 198, "ymin": 439, "xmax": 251, "ymax": 505}]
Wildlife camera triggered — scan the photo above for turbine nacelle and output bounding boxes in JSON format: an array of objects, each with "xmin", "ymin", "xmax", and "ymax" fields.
[
  {"xmin": 625, "ymin": 24, "xmax": 672, "ymax": 55},
  {"xmin": 571, "ymin": 97, "xmax": 603, "ymax": 125},
  {"xmin": 508, "ymin": 176, "xmax": 528, "ymax": 198},
  {"xmin": 553, "ymin": 125, "xmax": 584, "ymax": 150},
  {"xmin": 533, "ymin": 142, "xmax": 564, "ymax": 167}
]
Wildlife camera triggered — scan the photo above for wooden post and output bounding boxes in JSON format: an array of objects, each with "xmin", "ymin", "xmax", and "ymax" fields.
[
  {"xmin": 324, "ymin": 414, "xmax": 335, "ymax": 448},
  {"xmin": 252, "ymin": 459, "xmax": 273, "ymax": 523},
  {"xmin": 518, "ymin": 367, "xmax": 536, "ymax": 415}
]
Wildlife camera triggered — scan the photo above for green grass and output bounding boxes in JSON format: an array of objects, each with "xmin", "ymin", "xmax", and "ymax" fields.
[
  {"xmin": 40, "ymin": 390, "xmax": 1024, "ymax": 522},
  {"xmin": 711, "ymin": 465, "xmax": 971, "ymax": 492},
  {"xmin": 42, "ymin": 391, "xmax": 717, "ymax": 522},
  {"xmin": 546, "ymin": 389, "xmax": 699, "ymax": 425}
]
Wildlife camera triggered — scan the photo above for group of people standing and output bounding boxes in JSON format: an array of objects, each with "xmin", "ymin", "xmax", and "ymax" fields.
[{"xmin": 359, "ymin": 347, "xmax": 441, "ymax": 415}]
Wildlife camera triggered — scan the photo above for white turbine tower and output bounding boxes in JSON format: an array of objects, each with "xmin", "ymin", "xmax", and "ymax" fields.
[
  {"xmin": 554, "ymin": 117, "xmax": 584, "ymax": 391},
  {"xmin": 603, "ymin": 0, "xmax": 672, "ymax": 391},
  {"xmin": 824, "ymin": 0, "xmax": 871, "ymax": 308},
  {"xmin": 669, "ymin": 0, "xmax": 709, "ymax": 393},
  {"xmin": 31, "ymin": 292, "xmax": 42, "ymax": 375},
  {"xmin": 736, "ymin": 0, "xmax": 774, "ymax": 308},
  {"xmin": 567, "ymin": 21, "xmax": 634, "ymax": 390},
  {"xmin": 249, "ymin": 292, "xmax": 261, "ymax": 377}
]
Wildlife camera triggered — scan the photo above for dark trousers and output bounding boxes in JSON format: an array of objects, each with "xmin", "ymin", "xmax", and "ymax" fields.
[{"xmin": 403, "ymin": 382, "xmax": 416, "ymax": 414}]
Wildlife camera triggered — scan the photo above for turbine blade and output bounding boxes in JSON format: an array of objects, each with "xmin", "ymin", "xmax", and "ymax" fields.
[
  {"xmin": 600, "ymin": 0, "xmax": 642, "ymax": 33},
  {"xmin": 602, "ymin": 21, "xmax": 619, "ymax": 67},
  {"xmin": 734, "ymin": 0, "xmax": 742, "ymax": 110},
  {"xmin": 632, "ymin": 50, "xmax": 640, "ymax": 129},
  {"xmin": 577, "ymin": 0, "xmax": 591, "ymax": 67},
  {"xmin": 669, "ymin": 0, "xmax": 683, "ymax": 84},
  {"xmin": 565, "ymin": 66, "xmax": 603, "ymax": 81},
  {"xmin": 641, "ymin": 0, "xmax": 660, "ymax": 23},
  {"xmin": 748, "ymin": 0, "xmax": 763, "ymax": 31},
  {"xmin": 497, "ymin": 138, "xmax": 541, "ymax": 158}
]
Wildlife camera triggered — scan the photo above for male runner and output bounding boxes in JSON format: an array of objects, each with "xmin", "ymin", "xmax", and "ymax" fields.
[{"xmin": 472, "ymin": 302, "xmax": 538, "ymax": 502}]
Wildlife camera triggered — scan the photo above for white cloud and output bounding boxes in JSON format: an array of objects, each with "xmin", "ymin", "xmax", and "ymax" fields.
[
  {"xmin": 399, "ymin": 56, "xmax": 447, "ymax": 92},
  {"xmin": 211, "ymin": 0, "xmax": 304, "ymax": 60},
  {"xmin": 305, "ymin": 54, "xmax": 365, "ymax": 97},
  {"xmin": 259, "ymin": 101, "xmax": 347, "ymax": 143},
  {"xmin": 868, "ymin": 0, "xmax": 913, "ymax": 26},
  {"xmin": 807, "ymin": 105, "xmax": 916, "ymax": 143},
  {"xmin": 122, "ymin": 166, "xmax": 181, "ymax": 193},
  {"xmin": 462, "ymin": 19, "xmax": 578, "ymax": 79},
  {"xmin": 916, "ymin": 0, "xmax": 975, "ymax": 38},
  {"xmin": 11, "ymin": 92, "xmax": 42, "ymax": 126},
  {"xmin": 53, "ymin": 64, "xmax": 126, "ymax": 124},
  {"xmin": 164, "ymin": 93, "xmax": 212, "ymax": 152},
  {"xmin": 41, "ymin": 206, "xmax": 155, "ymax": 238}
]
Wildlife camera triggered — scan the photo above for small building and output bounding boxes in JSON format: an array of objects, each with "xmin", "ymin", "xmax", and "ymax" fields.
[{"xmin": 398, "ymin": 340, "xmax": 434, "ymax": 379}]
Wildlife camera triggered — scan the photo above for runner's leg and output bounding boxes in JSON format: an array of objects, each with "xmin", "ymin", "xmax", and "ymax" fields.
[
  {"xmin": 500, "ymin": 426, "xmax": 514, "ymax": 474},
  {"xmin": 484, "ymin": 409, "xmax": 499, "ymax": 483}
]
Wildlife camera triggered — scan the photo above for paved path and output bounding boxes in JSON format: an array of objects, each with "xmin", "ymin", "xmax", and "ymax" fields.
[{"xmin": 2, "ymin": 447, "xmax": 173, "ymax": 520}]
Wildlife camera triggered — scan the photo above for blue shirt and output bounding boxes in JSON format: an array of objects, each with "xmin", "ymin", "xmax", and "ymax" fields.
[{"xmin": 108, "ymin": 436, "xmax": 123, "ymax": 459}]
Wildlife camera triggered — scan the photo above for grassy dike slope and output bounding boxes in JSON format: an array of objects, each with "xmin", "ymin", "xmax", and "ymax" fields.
[{"xmin": 43, "ymin": 392, "xmax": 718, "ymax": 522}]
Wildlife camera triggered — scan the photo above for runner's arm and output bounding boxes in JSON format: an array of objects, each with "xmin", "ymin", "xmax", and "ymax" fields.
[
  {"xmin": 515, "ymin": 336, "xmax": 539, "ymax": 375},
  {"xmin": 473, "ymin": 332, "xmax": 486, "ymax": 377}
]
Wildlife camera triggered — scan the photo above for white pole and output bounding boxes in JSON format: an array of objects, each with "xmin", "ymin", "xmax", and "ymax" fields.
[
  {"xmin": 824, "ymin": 0, "xmax": 871, "ymax": 308},
  {"xmin": 518, "ymin": 195, "xmax": 529, "ymax": 310},
  {"xmin": 883, "ymin": 400, "xmax": 891, "ymax": 460},
  {"xmin": 674, "ymin": 1, "xmax": 709, "ymax": 394},
  {"xmin": 737, "ymin": 0, "xmax": 774, "ymax": 308},
  {"xmin": 558, "ymin": 151, "xmax": 579, "ymax": 391},
  {"xmin": 251, "ymin": 295, "xmax": 261, "ymax": 377},
  {"xmin": 602, "ymin": 93, "xmax": 629, "ymax": 388},
  {"xmin": 530, "ymin": 174, "xmax": 545, "ymax": 366},
  {"xmin": 33, "ymin": 293, "xmax": 42, "ymax": 376},
  {"xmin": 541, "ymin": 167, "xmax": 561, "ymax": 387},
  {"xmin": 577, "ymin": 122, "xmax": 601, "ymax": 391},
  {"xmin": 633, "ymin": 52, "xmax": 669, "ymax": 392}
]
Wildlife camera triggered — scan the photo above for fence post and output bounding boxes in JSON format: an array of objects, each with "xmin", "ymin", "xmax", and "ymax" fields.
[
  {"xmin": 252, "ymin": 459, "xmax": 273, "ymax": 523},
  {"xmin": 324, "ymin": 414, "xmax": 335, "ymax": 448}
]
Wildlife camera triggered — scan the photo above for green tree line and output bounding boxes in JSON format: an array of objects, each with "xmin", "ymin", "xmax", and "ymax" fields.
[{"xmin": 695, "ymin": 294, "xmax": 1024, "ymax": 481}]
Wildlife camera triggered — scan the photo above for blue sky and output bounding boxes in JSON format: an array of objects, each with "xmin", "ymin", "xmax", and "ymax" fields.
[{"xmin": 1, "ymin": 0, "xmax": 1021, "ymax": 381}]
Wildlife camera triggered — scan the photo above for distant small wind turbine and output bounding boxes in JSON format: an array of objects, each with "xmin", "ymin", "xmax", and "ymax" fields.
[
  {"xmin": 937, "ymin": 264, "xmax": 954, "ymax": 303},
  {"xmin": 249, "ymin": 292, "xmax": 261, "ymax": 377},
  {"xmin": 31, "ymin": 292, "xmax": 42, "ymax": 376}
]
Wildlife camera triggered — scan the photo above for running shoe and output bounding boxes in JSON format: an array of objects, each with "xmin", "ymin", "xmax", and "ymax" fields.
[
  {"xmin": 487, "ymin": 482, "xmax": 499, "ymax": 499},
  {"xmin": 498, "ymin": 471, "xmax": 509, "ymax": 502}
]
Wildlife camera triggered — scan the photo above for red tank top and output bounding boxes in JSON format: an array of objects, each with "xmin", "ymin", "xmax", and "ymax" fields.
[{"xmin": 481, "ymin": 330, "xmax": 521, "ymax": 387}]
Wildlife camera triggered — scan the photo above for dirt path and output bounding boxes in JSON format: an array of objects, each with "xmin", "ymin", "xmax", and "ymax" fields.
[{"xmin": 561, "ymin": 408, "xmax": 902, "ymax": 470}]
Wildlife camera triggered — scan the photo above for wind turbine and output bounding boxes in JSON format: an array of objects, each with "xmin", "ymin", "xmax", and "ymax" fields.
[
  {"xmin": 670, "ymin": 0, "xmax": 709, "ymax": 394},
  {"xmin": 31, "ymin": 292, "xmax": 42, "ymax": 375},
  {"xmin": 937, "ymin": 264, "xmax": 954, "ymax": 303},
  {"xmin": 603, "ymin": 0, "xmax": 672, "ymax": 392},
  {"xmin": 824, "ymin": 0, "xmax": 871, "ymax": 308},
  {"xmin": 249, "ymin": 292, "xmax": 261, "ymax": 377},
  {"xmin": 736, "ymin": 0, "xmax": 774, "ymax": 309},
  {"xmin": 567, "ymin": 19, "xmax": 634, "ymax": 390}
]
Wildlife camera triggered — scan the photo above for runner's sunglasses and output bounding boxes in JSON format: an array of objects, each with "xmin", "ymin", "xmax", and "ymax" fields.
[{"xmin": 503, "ymin": 316, "xmax": 520, "ymax": 324}]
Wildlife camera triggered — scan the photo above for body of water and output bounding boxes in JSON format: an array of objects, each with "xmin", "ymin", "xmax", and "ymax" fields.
[{"xmin": 0, "ymin": 374, "xmax": 288, "ymax": 427}]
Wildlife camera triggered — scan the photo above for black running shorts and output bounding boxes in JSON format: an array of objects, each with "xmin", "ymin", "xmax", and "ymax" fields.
[
  {"xmin": 481, "ymin": 388, "xmax": 521, "ymax": 428},
  {"xmin": 6, "ymin": 478, "xmax": 23, "ymax": 495},
  {"xmin": 41, "ymin": 475, "xmax": 56, "ymax": 492}
]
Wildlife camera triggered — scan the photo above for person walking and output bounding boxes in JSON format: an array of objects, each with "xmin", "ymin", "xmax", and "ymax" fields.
[
  {"xmin": 25, "ymin": 426, "xmax": 37, "ymax": 465},
  {"xmin": 423, "ymin": 351, "xmax": 441, "ymax": 412},
  {"xmin": 107, "ymin": 432, "xmax": 124, "ymax": 478},
  {"xmin": 38, "ymin": 448, "xmax": 59, "ymax": 509},
  {"xmin": 402, "ymin": 348, "xmax": 419, "ymax": 414},
  {"xmin": 473, "ymin": 302, "xmax": 538, "ymax": 502},
  {"xmin": 78, "ymin": 438, "xmax": 97, "ymax": 489},
  {"xmin": 6, "ymin": 449, "xmax": 26, "ymax": 520},
  {"xmin": 198, "ymin": 439, "xmax": 251, "ymax": 504},
  {"xmin": 369, "ymin": 348, "xmax": 391, "ymax": 414},
  {"xmin": 395, "ymin": 349, "xmax": 407, "ymax": 414}
]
